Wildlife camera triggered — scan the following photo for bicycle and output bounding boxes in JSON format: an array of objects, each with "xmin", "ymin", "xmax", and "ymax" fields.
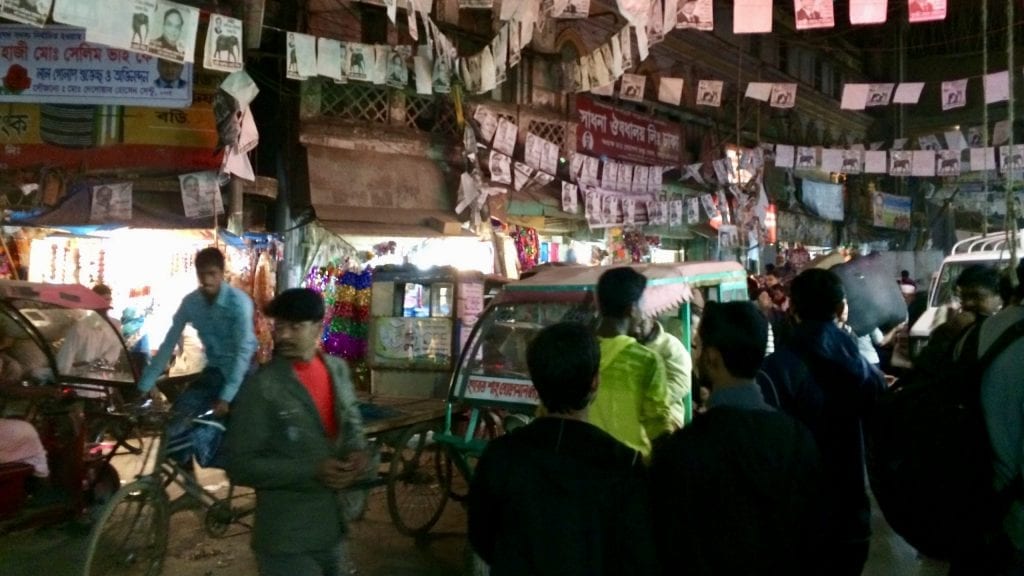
[{"xmin": 81, "ymin": 404, "xmax": 254, "ymax": 576}]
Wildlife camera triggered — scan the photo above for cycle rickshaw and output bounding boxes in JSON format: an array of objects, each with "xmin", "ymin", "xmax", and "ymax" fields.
[{"xmin": 377, "ymin": 262, "xmax": 750, "ymax": 538}]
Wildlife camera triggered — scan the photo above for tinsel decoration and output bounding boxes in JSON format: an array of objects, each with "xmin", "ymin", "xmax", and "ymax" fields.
[{"xmin": 305, "ymin": 265, "xmax": 373, "ymax": 360}]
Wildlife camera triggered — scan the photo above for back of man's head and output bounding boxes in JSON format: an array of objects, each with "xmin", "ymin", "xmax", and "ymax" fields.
[
  {"xmin": 955, "ymin": 264, "xmax": 1000, "ymax": 294},
  {"xmin": 596, "ymin": 267, "xmax": 646, "ymax": 318},
  {"xmin": 698, "ymin": 301, "xmax": 767, "ymax": 379},
  {"xmin": 790, "ymin": 268, "xmax": 845, "ymax": 323},
  {"xmin": 91, "ymin": 284, "xmax": 112, "ymax": 299},
  {"xmin": 195, "ymin": 247, "xmax": 226, "ymax": 271},
  {"xmin": 526, "ymin": 322, "xmax": 599, "ymax": 414}
]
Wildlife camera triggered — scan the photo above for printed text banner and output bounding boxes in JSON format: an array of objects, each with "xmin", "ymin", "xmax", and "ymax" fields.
[
  {"xmin": 576, "ymin": 95, "xmax": 682, "ymax": 165},
  {"xmin": 0, "ymin": 26, "xmax": 192, "ymax": 108}
]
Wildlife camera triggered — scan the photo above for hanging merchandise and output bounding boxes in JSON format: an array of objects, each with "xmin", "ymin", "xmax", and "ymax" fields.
[
  {"xmin": 511, "ymin": 225, "xmax": 540, "ymax": 272},
  {"xmin": 307, "ymin": 264, "xmax": 374, "ymax": 363}
]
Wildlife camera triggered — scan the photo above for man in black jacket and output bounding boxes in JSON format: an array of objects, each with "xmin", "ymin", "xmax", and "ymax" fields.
[
  {"xmin": 758, "ymin": 269, "xmax": 887, "ymax": 576},
  {"xmin": 468, "ymin": 322, "xmax": 656, "ymax": 576},
  {"xmin": 652, "ymin": 301, "xmax": 823, "ymax": 576}
]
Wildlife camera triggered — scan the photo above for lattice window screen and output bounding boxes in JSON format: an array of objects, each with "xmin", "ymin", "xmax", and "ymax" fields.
[{"xmin": 527, "ymin": 119, "xmax": 567, "ymax": 151}]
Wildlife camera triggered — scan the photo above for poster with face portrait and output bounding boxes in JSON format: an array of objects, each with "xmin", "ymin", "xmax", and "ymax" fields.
[
  {"xmin": 770, "ymin": 83, "xmax": 797, "ymax": 108},
  {"xmin": 668, "ymin": 199, "xmax": 683, "ymax": 227},
  {"xmin": 675, "ymin": 0, "xmax": 713, "ymax": 30},
  {"xmin": 91, "ymin": 182, "xmax": 132, "ymax": 223},
  {"xmin": 561, "ymin": 182, "xmax": 579, "ymax": 214},
  {"xmin": 1, "ymin": 0, "xmax": 53, "ymax": 27},
  {"xmin": 793, "ymin": 0, "xmax": 834, "ymax": 30},
  {"xmin": 687, "ymin": 197, "xmax": 700, "ymax": 224},
  {"xmin": 204, "ymin": 13, "xmax": 243, "ymax": 72},
  {"xmin": 489, "ymin": 151, "xmax": 512, "ymax": 185},
  {"xmin": 696, "ymin": 79, "xmax": 723, "ymax": 107},
  {"xmin": 385, "ymin": 47, "xmax": 409, "ymax": 88},
  {"xmin": 941, "ymin": 79, "xmax": 968, "ymax": 111},
  {"xmin": 145, "ymin": 1, "xmax": 200, "ymax": 63},
  {"xmin": 179, "ymin": 171, "xmax": 224, "ymax": 219},
  {"xmin": 432, "ymin": 55, "xmax": 452, "ymax": 93},
  {"xmin": 620, "ymin": 73, "xmax": 646, "ymax": 102}
]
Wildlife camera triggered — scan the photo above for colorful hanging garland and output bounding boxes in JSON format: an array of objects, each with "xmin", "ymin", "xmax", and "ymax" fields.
[
  {"xmin": 511, "ymin": 226, "xmax": 539, "ymax": 272},
  {"xmin": 306, "ymin": 264, "xmax": 373, "ymax": 361}
]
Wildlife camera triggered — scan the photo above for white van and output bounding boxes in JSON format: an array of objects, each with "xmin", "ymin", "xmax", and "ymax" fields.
[{"xmin": 908, "ymin": 229, "xmax": 1024, "ymax": 358}]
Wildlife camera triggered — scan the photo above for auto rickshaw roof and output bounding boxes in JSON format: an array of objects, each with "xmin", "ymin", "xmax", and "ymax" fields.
[
  {"xmin": 497, "ymin": 261, "xmax": 747, "ymax": 316},
  {"xmin": 0, "ymin": 281, "xmax": 111, "ymax": 310}
]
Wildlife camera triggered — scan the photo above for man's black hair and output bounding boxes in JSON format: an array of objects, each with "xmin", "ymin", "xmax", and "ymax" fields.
[
  {"xmin": 526, "ymin": 322, "xmax": 599, "ymax": 414},
  {"xmin": 699, "ymin": 301, "xmax": 767, "ymax": 379},
  {"xmin": 266, "ymin": 288, "xmax": 325, "ymax": 323},
  {"xmin": 195, "ymin": 247, "xmax": 225, "ymax": 271},
  {"xmin": 164, "ymin": 8, "xmax": 183, "ymax": 23},
  {"xmin": 955, "ymin": 264, "xmax": 1000, "ymax": 294},
  {"xmin": 596, "ymin": 267, "xmax": 646, "ymax": 318},
  {"xmin": 900, "ymin": 270, "xmax": 911, "ymax": 278},
  {"xmin": 789, "ymin": 268, "xmax": 845, "ymax": 323}
]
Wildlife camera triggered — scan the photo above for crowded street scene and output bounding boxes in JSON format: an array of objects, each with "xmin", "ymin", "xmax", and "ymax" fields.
[{"xmin": 0, "ymin": 0, "xmax": 1022, "ymax": 575}]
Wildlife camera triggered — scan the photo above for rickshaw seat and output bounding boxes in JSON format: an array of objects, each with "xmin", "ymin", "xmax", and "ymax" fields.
[{"xmin": 0, "ymin": 462, "xmax": 35, "ymax": 517}]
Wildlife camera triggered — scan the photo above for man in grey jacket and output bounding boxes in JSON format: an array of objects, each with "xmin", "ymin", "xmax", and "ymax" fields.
[{"xmin": 227, "ymin": 288, "xmax": 368, "ymax": 576}]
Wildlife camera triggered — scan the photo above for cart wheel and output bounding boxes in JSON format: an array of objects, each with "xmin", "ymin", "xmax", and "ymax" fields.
[
  {"xmin": 203, "ymin": 501, "xmax": 233, "ymax": 538},
  {"xmin": 386, "ymin": 422, "xmax": 450, "ymax": 537},
  {"xmin": 86, "ymin": 462, "xmax": 121, "ymax": 507},
  {"xmin": 446, "ymin": 409, "xmax": 500, "ymax": 502},
  {"xmin": 83, "ymin": 479, "xmax": 169, "ymax": 576}
]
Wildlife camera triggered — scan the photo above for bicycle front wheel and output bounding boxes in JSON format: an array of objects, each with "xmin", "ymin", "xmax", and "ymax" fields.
[{"xmin": 83, "ymin": 479, "xmax": 169, "ymax": 576}]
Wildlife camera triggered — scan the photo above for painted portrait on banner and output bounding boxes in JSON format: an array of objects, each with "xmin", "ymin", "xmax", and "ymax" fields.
[{"xmin": 179, "ymin": 171, "xmax": 223, "ymax": 219}]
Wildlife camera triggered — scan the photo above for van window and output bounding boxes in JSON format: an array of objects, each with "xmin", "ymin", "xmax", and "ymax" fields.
[{"xmin": 931, "ymin": 261, "xmax": 1005, "ymax": 307}]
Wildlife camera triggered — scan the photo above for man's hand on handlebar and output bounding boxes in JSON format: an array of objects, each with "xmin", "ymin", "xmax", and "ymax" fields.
[{"xmin": 212, "ymin": 400, "xmax": 230, "ymax": 417}]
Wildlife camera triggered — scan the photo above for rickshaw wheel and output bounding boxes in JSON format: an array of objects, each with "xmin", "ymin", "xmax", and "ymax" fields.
[
  {"xmin": 86, "ymin": 462, "xmax": 121, "ymax": 507},
  {"xmin": 386, "ymin": 422, "xmax": 450, "ymax": 537},
  {"xmin": 83, "ymin": 479, "xmax": 169, "ymax": 576},
  {"xmin": 203, "ymin": 501, "xmax": 233, "ymax": 538}
]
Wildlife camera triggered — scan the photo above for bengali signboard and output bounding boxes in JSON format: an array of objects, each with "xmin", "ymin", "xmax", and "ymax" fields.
[
  {"xmin": 371, "ymin": 317, "xmax": 453, "ymax": 369},
  {"xmin": 576, "ymin": 95, "xmax": 682, "ymax": 165},
  {"xmin": 871, "ymin": 192, "xmax": 912, "ymax": 230},
  {"xmin": 463, "ymin": 375, "xmax": 540, "ymax": 406},
  {"xmin": 0, "ymin": 25, "xmax": 191, "ymax": 108}
]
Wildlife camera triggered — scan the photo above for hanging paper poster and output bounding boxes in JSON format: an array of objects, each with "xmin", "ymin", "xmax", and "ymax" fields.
[
  {"xmin": 700, "ymin": 193, "xmax": 719, "ymax": 219},
  {"xmin": 719, "ymin": 224, "xmax": 739, "ymax": 250},
  {"xmin": 489, "ymin": 151, "xmax": 512, "ymax": 184},
  {"xmin": 770, "ymin": 83, "xmax": 797, "ymax": 108},
  {"xmin": 889, "ymin": 150, "xmax": 912, "ymax": 175},
  {"xmin": 983, "ymin": 71, "xmax": 1010, "ymax": 104},
  {"xmin": 687, "ymin": 196, "xmax": 700, "ymax": 224},
  {"xmin": 941, "ymin": 78, "xmax": 967, "ymax": 111},
  {"xmin": 820, "ymin": 149, "xmax": 844, "ymax": 173},
  {"xmin": 669, "ymin": 199, "xmax": 683, "ymax": 227},
  {"xmin": 841, "ymin": 84, "xmax": 870, "ymax": 110},
  {"xmin": 1000, "ymin": 145, "xmax": 1024, "ymax": 174},
  {"xmin": 966, "ymin": 126, "xmax": 984, "ymax": 148},
  {"xmin": 316, "ymin": 38, "xmax": 344, "ymax": 81},
  {"xmin": 734, "ymin": 0, "xmax": 773, "ymax": 33},
  {"xmin": 385, "ymin": 47, "xmax": 408, "ymax": 88},
  {"xmin": 459, "ymin": 0, "xmax": 493, "ymax": 7},
  {"xmin": 917, "ymin": 134, "xmax": 941, "ymax": 151},
  {"xmin": 561, "ymin": 181, "xmax": 578, "ymax": 214},
  {"xmin": 864, "ymin": 151, "xmax": 888, "ymax": 173},
  {"xmin": 143, "ymin": 1, "xmax": 201, "ymax": 64},
  {"xmin": 580, "ymin": 156, "xmax": 600, "ymax": 186},
  {"xmin": 969, "ymin": 147, "xmax": 997, "ymax": 171},
  {"xmin": 849, "ymin": 0, "xmax": 887, "ymax": 24},
  {"xmin": 794, "ymin": 0, "xmax": 834, "ymax": 30},
  {"xmin": 645, "ymin": 0, "xmax": 665, "ymax": 46},
  {"xmin": 1, "ymin": 0, "xmax": 52, "ymax": 26},
  {"xmin": 745, "ymin": 82, "xmax": 773, "ymax": 102},
  {"xmin": 866, "ymin": 83, "xmax": 894, "ymax": 106},
  {"xmin": 623, "ymin": 198, "xmax": 637, "ymax": 226},
  {"xmin": 576, "ymin": 95, "xmax": 681, "ymax": 165},
  {"xmin": 619, "ymin": 28, "xmax": 633, "ymax": 71},
  {"xmin": 696, "ymin": 80, "xmax": 723, "ymax": 107},
  {"xmin": 620, "ymin": 73, "xmax": 646, "ymax": 102},
  {"xmin": 841, "ymin": 150, "xmax": 862, "ymax": 174},
  {"xmin": 553, "ymin": 0, "xmax": 590, "ymax": 18},
  {"xmin": 944, "ymin": 129, "xmax": 967, "ymax": 151},
  {"xmin": 993, "ymin": 120, "xmax": 1011, "ymax": 146},
  {"xmin": 796, "ymin": 147, "xmax": 817, "ymax": 169},
  {"xmin": 658, "ymin": 77, "xmax": 684, "ymax": 105},
  {"xmin": 285, "ymin": 32, "xmax": 316, "ymax": 80},
  {"xmin": 431, "ymin": 56, "xmax": 452, "ymax": 93},
  {"xmin": 493, "ymin": 117, "xmax": 518, "ymax": 156},
  {"xmin": 179, "ymin": 170, "xmax": 223, "ymax": 218},
  {"xmin": 908, "ymin": 0, "xmax": 945, "ymax": 23},
  {"xmin": 204, "ymin": 14, "xmax": 243, "ymax": 72},
  {"xmin": 775, "ymin": 144, "xmax": 795, "ymax": 168},
  {"xmin": 892, "ymin": 82, "xmax": 924, "ymax": 104},
  {"xmin": 911, "ymin": 150, "xmax": 935, "ymax": 176},
  {"xmin": 871, "ymin": 191, "xmax": 911, "ymax": 229},
  {"xmin": 676, "ymin": 0, "xmax": 713, "ymax": 30},
  {"xmin": 90, "ymin": 182, "xmax": 132, "ymax": 222},
  {"xmin": 936, "ymin": 150, "xmax": 960, "ymax": 177}
]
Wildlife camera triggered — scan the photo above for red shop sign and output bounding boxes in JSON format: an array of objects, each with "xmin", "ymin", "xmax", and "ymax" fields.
[{"xmin": 576, "ymin": 95, "xmax": 682, "ymax": 165}]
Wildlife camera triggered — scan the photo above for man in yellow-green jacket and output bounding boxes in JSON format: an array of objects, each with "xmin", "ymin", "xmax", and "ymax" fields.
[{"xmin": 590, "ymin": 267, "xmax": 672, "ymax": 459}]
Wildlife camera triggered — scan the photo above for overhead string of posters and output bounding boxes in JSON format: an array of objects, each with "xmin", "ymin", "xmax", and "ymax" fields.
[{"xmin": 10, "ymin": 0, "xmax": 1018, "ymax": 118}]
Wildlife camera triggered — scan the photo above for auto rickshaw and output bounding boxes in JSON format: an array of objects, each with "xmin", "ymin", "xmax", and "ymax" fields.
[
  {"xmin": 0, "ymin": 281, "xmax": 198, "ymax": 532},
  {"xmin": 382, "ymin": 261, "xmax": 749, "ymax": 538}
]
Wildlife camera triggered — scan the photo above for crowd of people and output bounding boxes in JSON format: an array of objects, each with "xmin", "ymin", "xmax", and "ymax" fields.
[
  {"xmin": 469, "ymin": 261, "xmax": 1024, "ymax": 576},
  {"xmin": 3, "ymin": 246, "xmax": 1024, "ymax": 576}
]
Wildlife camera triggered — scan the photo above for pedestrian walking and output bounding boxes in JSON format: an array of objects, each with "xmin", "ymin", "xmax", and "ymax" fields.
[{"xmin": 226, "ymin": 288, "xmax": 369, "ymax": 576}]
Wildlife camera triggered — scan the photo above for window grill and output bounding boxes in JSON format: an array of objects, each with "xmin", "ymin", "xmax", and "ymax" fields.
[
  {"xmin": 319, "ymin": 82, "xmax": 457, "ymax": 137},
  {"xmin": 527, "ymin": 119, "xmax": 567, "ymax": 151}
]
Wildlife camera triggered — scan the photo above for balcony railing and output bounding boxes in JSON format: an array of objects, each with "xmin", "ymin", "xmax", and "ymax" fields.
[{"xmin": 315, "ymin": 82, "xmax": 460, "ymax": 138}]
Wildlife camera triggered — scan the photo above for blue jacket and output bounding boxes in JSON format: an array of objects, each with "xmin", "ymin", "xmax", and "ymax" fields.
[{"xmin": 758, "ymin": 320, "xmax": 887, "ymax": 542}]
